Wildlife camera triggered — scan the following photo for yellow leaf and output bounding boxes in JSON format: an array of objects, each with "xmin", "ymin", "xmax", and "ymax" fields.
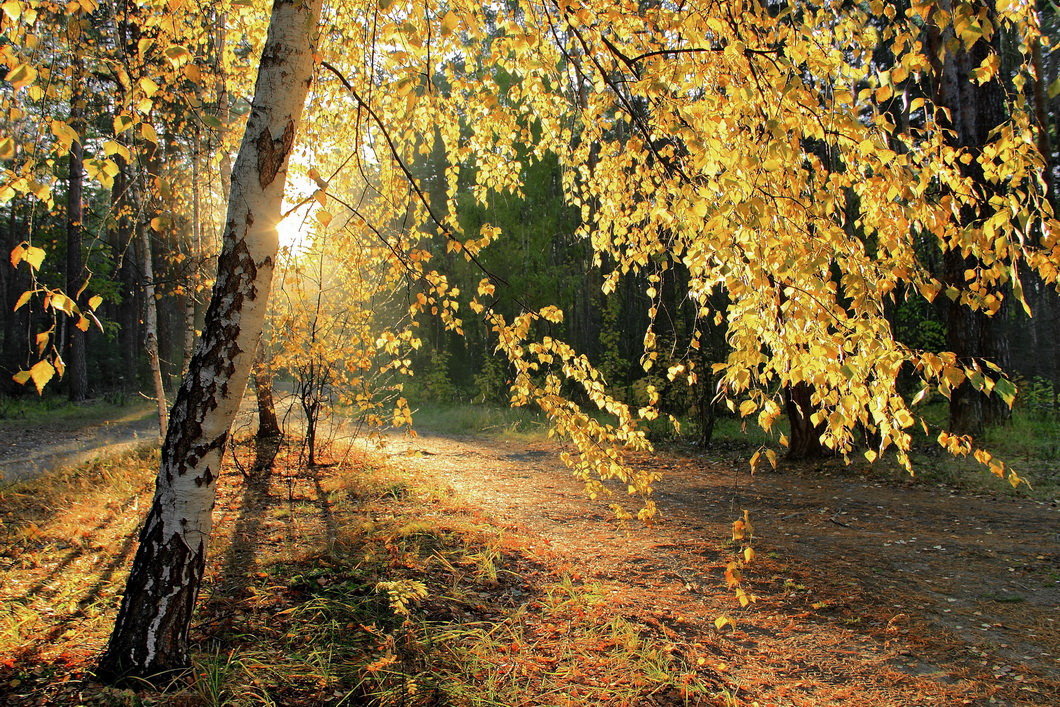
[
  {"xmin": 1049, "ymin": 77, "xmax": 1060, "ymax": 100},
  {"xmin": 12, "ymin": 370, "xmax": 30, "ymax": 386},
  {"xmin": 164, "ymin": 45, "xmax": 192, "ymax": 63},
  {"xmin": 539, "ymin": 305, "xmax": 564, "ymax": 323},
  {"xmin": 28, "ymin": 359, "xmax": 55, "ymax": 394},
  {"xmin": 14, "ymin": 290, "xmax": 32, "ymax": 310},
  {"xmin": 113, "ymin": 114, "xmax": 136, "ymax": 134},
  {"xmin": 139, "ymin": 77, "xmax": 159, "ymax": 97},
  {"xmin": 7, "ymin": 63, "xmax": 37, "ymax": 90},
  {"xmin": 743, "ymin": 547, "xmax": 755, "ymax": 563},
  {"xmin": 51, "ymin": 119, "xmax": 80, "ymax": 150},
  {"xmin": 0, "ymin": 137, "xmax": 14, "ymax": 160},
  {"xmin": 2, "ymin": 0, "xmax": 21, "ymax": 21},
  {"xmin": 141, "ymin": 123, "xmax": 159, "ymax": 144},
  {"xmin": 441, "ymin": 10, "xmax": 459, "ymax": 35},
  {"xmin": 714, "ymin": 616, "xmax": 735, "ymax": 631},
  {"xmin": 88, "ymin": 294, "xmax": 102, "ymax": 310},
  {"xmin": 736, "ymin": 587, "xmax": 751, "ymax": 607},
  {"xmin": 35, "ymin": 331, "xmax": 49, "ymax": 354},
  {"xmin": 75, "ymin": 316, "xmax": 89, "ymax": 332},
  {"xmin": 22, "ymin": 246, "xmax": 45, "ymax": 270},
  {"xmin": 49, "ymin": 292, "xmax": 75, "ymax": 315},
  {"xmin": 732, "ymin": 519, "xmax": 746, "ymax": 541}
]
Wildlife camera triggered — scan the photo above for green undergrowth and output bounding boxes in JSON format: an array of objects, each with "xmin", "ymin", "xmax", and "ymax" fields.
[
  {"xmin": 0, "ymin": 394, "xmax": 153, "ymax": 426},
  {"xmin": 404, "ymin": 400, "xmax": 1058, "ymax": 496},
  {"xmin": 0, "ymin": 442, "xmax": 723, "ymax": 705},
  {"xmin": 407, "ymin": 402, "xmax": 551, "ymax": 441}
]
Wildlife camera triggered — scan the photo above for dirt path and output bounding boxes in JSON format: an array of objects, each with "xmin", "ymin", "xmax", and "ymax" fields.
[
  {"xmin": 375, "ymin": 432, "xmax": 1060, "ymax": 706},
  {"xmin": 0, "ymin": 411, "xmax": 159, "ymax": 483}
]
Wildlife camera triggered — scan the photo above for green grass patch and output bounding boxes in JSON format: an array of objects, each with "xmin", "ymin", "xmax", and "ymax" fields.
[
  {"xmin": 408, "ymin": 403, "xmax": 550, "ymax": 441},
  {"xmin": 0, "ymin": 394, "xmax": 153, "ymax": 427}
]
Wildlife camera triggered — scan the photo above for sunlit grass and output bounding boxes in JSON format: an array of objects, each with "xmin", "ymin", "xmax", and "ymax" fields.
[
  {"xmin": 407, "ymin": 402, "xmax": 551, "ymax": 441},
  {"xmin": 0, "ymin": 439, "xmax": 724, "ymax": 705}
]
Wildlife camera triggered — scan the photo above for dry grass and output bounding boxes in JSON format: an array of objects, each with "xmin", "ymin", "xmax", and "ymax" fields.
[{"xmin": 0, "ymin": 441, "xmax": 724, "ymax": 705}]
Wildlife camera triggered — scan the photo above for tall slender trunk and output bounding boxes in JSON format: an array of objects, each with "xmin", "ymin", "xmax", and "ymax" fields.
[
  {"xmin": 97, "ymin": 0, "xmax": 323, "ymax": 683},
  {"xmin": 65, "ymin": 55, "xmax": 88, "ymax": 402},
  {"xmin": 184, "ymin": 148, "xmax": 202, "ymax": 376},
  {"xmin": 934, "ymin": 2, "xmax": 1010, "ymax": 434},
  {"xmin": 140, "ymin": 221, "xmax": 168, "ymax": 439}
]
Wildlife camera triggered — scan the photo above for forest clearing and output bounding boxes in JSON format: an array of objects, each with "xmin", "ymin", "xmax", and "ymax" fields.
[
  {"xmin": 6, "ymin": 0, "xmax": 1060, "ymax": 703},
  {"xmin": 0, "ymin": 404, "xmax": 1058, "ymax": 705}
]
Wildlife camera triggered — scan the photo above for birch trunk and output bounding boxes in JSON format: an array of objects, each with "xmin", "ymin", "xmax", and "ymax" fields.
[
  {"xmin": 97, "ymin": 0, "xmax": 323, "ymax": 682},
  {"xmin": 140, "ymin": 223, "xmax": 168, "ymax": 440}
]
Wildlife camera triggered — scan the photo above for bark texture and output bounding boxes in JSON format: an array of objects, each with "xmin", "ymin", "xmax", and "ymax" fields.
[
  {"xmin": 253, "ymin": 345, "xmax": 282, "ymax": 441},
  {"xmin": 65, "ymin": 55, "xmax": 88, "ymax": 402},
  {"xmin": 140, "ymin": 222, "xmax": 168, "ymax": 440},
  {"xmin": 785, "ymin": 382, "xmax": 828, "ymax": 460},
  {"xmin": 934, "ymin": 5, "xmax": 1010, "ymax": 435},
  {"xmin": 97, "ymin": 0, "xmax": 323, "ymax": 682}
]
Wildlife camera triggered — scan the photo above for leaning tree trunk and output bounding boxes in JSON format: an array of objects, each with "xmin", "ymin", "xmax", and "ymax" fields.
[
  {"xmin": 96, "ymin": 0, "xmax": 323, "ymax": 683},
  {"xmin": 65, "ymin": 54, "xmax": 88, "ymax": 402}
]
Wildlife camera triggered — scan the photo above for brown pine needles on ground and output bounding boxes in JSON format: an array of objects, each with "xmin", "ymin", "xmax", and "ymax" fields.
[{"xmin": 0, "ymin": 431, "xmax": 1057, "ymax": 705}]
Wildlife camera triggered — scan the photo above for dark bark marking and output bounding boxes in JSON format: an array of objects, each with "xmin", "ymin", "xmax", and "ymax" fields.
[
  {"xmin": 256, "ymin": 121, "xmax": 296, "ymax": 190},
  {"xmin": 195, "ymin": 466, "xmax": 215, "ymax": 487},
  {"xmin": 98, "ymin": 514, "xmax": 206, "ymax": 683}
]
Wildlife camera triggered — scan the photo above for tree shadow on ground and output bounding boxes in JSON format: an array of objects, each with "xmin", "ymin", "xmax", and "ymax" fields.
[{"xmin": 217, "ymin": 436, "xmax": 283, "ymax": 598}]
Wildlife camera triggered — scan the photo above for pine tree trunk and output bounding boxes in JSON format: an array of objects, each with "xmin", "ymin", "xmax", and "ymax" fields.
[
  {"xmin": 785, "ymin": 382, "xmax": 828, "ymax": 460},
  {"xmin": 65, "ymin": 55, "xmax": 88, "ymax": 402},
  {"xmin": 97, "ymin": 0, "xmax": 323, "ymax": 683}
]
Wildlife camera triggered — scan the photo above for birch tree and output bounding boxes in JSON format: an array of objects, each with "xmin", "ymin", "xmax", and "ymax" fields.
[{"xmin": 96, "ymin": 0, "xmax": 324, "ymax": 681}]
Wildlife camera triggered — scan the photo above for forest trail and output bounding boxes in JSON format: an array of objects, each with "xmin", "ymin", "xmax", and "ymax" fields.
[
  {"xmin": 374, "ymin": 431, "xmax": 1060, "ymax": 705},
  {"xmin": 0, "ymin": 409, "xmax": 158, "ymax": 483}
]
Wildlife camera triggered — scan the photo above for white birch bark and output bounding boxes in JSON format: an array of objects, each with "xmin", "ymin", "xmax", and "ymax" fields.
[
  {"xmin": 98, "ymin": 0, "xmax": 324, "ymax": 680},
  {"xmin": 140, "ymin": 226, "xmax": 168, "ymax": 440}
]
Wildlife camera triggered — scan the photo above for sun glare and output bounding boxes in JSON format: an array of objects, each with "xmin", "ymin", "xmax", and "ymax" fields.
[{"xmin": 276, "ymin": 213, "xmax": 309, "ymax": 251}]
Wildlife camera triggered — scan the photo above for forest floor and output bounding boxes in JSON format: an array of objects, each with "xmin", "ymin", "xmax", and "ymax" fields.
[{"xmin": 0, "ymin": 409, "xmax": 1057, "ymax": 705}]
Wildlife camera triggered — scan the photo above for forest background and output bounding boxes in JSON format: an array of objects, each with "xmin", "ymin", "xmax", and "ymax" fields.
[{"xmin": 3, "ymin": 0, "xmax": 1060, "ymax": 460}]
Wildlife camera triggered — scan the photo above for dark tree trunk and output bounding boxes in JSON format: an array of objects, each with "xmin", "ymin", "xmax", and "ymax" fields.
[
  {"xmin": 1, "ymin": 207, "xmax": 30, "ymax": 388},
  {"xmin": 65, "ymin": 56, "xmax": 88, "ymax": 402},
  {"xmin": 253, "ymin": 347, "xmax": 281, "ymax": 441},
  {"xmin": 934, "ymin": 4, "xmax": 1011, "ymax": 434},
  {"xmin": 785, "ymin": 382, "xmax": 828, "ymax": 460}
]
